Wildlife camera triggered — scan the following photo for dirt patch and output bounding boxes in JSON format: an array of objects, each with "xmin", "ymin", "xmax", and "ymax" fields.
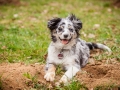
[
  {"xmin": 0, "ymin": 0, "xmax": 20, "ymax": 5},
  {"xmin": 0, "ymin": 60, "xmax": 120, "ymax": 89},
  {"xmin": 76, "ymin": 63, "xmax": 120, "ymax": 89},
  {"xmin": 0, "ymin": 63, "xmax": 47, "ymax": 90},
  {"xmin": 113, "ymin": 0, "xmax": 120, "ymax": 8}
]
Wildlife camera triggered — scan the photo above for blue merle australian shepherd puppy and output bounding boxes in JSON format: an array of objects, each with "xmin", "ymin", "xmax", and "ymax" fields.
[{"xmin": 44, "ymin": 14, "xmax": 111, "ymax": 85}]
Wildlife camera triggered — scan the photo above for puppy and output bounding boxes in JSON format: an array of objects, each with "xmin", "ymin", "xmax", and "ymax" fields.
[{"xmin": 44, "ymin": 14, "xmax": 111, "ymax": 84}]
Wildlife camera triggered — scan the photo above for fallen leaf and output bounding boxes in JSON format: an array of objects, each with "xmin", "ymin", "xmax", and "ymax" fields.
[
  {"xmin": 107, "ymin": 8, "xmax": 112, "ymax": 12},
  {"xmin": 13, "ymin": 14, "xmax": 18, "ymax": 18},
  {"xmin": 93, "ymin": 24, "xmax": 100, "ymax": 30},
  {"xmin": 81, "ymin": 31, "xmax": 87, "ymax": 37},
  {"xmin": 41, "ymin": 9, "xmax": 48, "ymax": 15},
  {"xmin": 1, "ymin": 46, "xmax": 7, "ymax": 49},
  {"xmin": 88, "ymin": 33, "xmax": 95, "ymax": 38}
]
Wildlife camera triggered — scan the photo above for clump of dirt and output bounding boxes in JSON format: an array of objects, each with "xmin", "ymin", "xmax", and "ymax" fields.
[{"xmin": 0, "ymin": 60, "xmax": 120, "ymax": 90}]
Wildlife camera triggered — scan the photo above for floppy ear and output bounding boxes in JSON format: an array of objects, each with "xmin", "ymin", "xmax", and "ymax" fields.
[
  {"xmin": 47, "ymin": 18, "xmax": 61, "ymax": 31},
  {"xmin": 67, "ymin": 14, "xmax": 82, "ymax": 31}
]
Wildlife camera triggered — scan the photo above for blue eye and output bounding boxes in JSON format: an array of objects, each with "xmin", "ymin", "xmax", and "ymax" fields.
[{"xmin": 69, "ymin": 28, "xmax": 73, "ymax": 32}]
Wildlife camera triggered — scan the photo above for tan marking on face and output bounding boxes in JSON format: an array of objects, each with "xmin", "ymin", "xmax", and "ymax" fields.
[{"xmin": 59, "ymin": 25, "xmax": 64, "ymax": 29}]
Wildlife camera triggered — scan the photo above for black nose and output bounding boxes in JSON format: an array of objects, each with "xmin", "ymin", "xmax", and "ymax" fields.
[{"xmin": 64, "ymin": 34, "xmax": 68, "ymax": 38}]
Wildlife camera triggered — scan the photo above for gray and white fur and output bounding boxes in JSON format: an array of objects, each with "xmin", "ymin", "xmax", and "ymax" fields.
[{"xmin": 44, "ymin": 14, "xmax": 111, "ymax": 84}]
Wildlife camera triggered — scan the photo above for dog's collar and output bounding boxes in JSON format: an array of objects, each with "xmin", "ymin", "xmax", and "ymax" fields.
[
  {"xmin": 58, "ymin": 46, "xmax": 74, "ymax": 59},
  {"xmin": 58, "ymin": 48, "xmax": 71, "ymax": 59},
  {"xmin": 57, "ymin": 44, "xmax": 76, "ymax": 59},
  {"xmin": 58, "ymin": 48, "xmax": 66, "ymax": 59}
]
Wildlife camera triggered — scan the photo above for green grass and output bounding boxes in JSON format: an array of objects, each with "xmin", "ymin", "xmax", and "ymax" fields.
[
  {"xmin": 56, "ymin": 80, "xmax": 88, "ymax": 90},
  {"xmin": 94, "ymin": 84, "xmax": 119, "ymax": 90},
  {"xmin": 23, "ymin": 72, "xmax": 48, "ymax": 89},
  {"xmin": 0, "ymin": 0, "xmax": 120, "ymax": 89}
]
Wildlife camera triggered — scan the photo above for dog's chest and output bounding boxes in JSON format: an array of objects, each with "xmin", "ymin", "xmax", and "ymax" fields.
[{"xmin": 48, "ymin": 46, "xmax": 76, "ymax": 65}]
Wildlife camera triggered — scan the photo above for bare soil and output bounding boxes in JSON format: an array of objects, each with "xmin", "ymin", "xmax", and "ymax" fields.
[
  {"xmin": 0, "ymin": 52, "xmax": 120, "ymax": 90},
  {"xmin": 113, "ymin": 0, "xmax": 120, "ymax": 8},
  {"xmin": 0, "ymin": 0, "xmax": 20, "ymax": 5}
]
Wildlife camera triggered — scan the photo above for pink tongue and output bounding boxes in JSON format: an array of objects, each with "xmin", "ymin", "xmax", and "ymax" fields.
[{"xmin": 61, "ymin": 40, "xmax": 69, "ymax": 44}]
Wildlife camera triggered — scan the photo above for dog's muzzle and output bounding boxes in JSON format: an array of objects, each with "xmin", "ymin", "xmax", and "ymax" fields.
[{"xmin": 59, "ymin": 37, "xmax": 72, "ymax": 45}]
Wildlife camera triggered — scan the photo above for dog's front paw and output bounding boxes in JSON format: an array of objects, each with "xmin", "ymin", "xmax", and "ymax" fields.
[
  {"xmin": 59, "ymin": 75, "xmax": 68, "ymax": 83},
  {"xmin": 44, "ymin": 72, "xmax": 55, "ymax": 82},
  {"xmin": 55, "ymin": 75, "xmax": 69, "ymax": 86}
]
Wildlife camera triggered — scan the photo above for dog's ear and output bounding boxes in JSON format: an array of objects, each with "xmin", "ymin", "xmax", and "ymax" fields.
[
  {"xmin": 67, "ymin": 14, "xmax": 82, "ymax": 31},
  {"xmin": 47, "ymin": 18, "xmax": 61, "ymax": 31}
]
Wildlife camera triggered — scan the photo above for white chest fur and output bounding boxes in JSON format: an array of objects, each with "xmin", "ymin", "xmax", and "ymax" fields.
[{"xmin": 47, "ymin": 44, "xmax": 77, "ymax": 66}]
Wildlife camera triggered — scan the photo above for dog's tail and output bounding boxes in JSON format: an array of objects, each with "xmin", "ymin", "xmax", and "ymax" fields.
[{"xmin": 86, "ymin": 42, "xmax": 111, "ymax": 52}]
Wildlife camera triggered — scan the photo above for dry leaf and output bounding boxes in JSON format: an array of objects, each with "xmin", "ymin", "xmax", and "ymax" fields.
[
  {"xmin": 13, "ymin": 14, "xmax": 18, "ymax": 18},
  {"xmin": 81, "ymin": 31, "xmax": 87, "ymax": 37},
  {"xmin": 1, "ymin": 46, "xmax": 7, "ymax": 49},
  {"xmin": 88, "ymin": 33, "xmax": 95, "ymax": 38},
  {"xmin": 107, "ymin": 8, "xmax": 112, "ymax": 12},
  {"xmin": 93, "ymin": 24, "xmax": 100, "ymax": 30},
  {"xmin": 41, "ymin": 9, "xmax": 48, "ymax": 15}
]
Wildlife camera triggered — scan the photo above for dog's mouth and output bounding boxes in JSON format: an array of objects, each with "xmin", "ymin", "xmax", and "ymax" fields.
[{"xmin": 59, "ymin": 37, "xmax": 72, "ymax": 45}]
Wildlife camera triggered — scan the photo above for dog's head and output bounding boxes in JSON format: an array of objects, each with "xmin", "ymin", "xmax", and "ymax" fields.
[{"xmin": 48, "ymin": 14, "xmax": 82, "ymax": 48}]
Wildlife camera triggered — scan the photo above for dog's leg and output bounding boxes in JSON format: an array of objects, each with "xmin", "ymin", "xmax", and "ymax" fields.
[
  {"xmin": 57, "ymin": 66, "xmax": 79, "ymax": 85},
  {"xmin": 44, "ymin": 64, "xmax": 56, "ymax": 81}
]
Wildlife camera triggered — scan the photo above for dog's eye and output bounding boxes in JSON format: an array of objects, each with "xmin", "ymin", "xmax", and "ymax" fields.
[
  {"xmin": 58, "ymin": 27, "xmax": 63, "ymax": 31},
  {"xmin": 69, "ymin": 28, "xmax": 73, "ymax": 32}
]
